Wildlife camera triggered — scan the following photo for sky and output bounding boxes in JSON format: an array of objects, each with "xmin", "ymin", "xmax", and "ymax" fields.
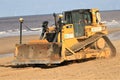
[{"xmin": 0, "ymin": 0, "xmax": 120, "ymax": 17}]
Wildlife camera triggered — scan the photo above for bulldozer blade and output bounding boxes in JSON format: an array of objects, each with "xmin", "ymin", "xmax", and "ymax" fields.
[{"xmin": 14, "ymin": 43, "xmax": 62, "ymax": 64}]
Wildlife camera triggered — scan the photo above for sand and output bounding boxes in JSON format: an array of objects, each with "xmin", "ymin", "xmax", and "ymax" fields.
[
  {"xmin": 0, "ymin": 27, "xmax": 119, "ymax": 54},
  {"xmin": 0, "ymin": 40, "xmax": 119, "ymax": 80},
  {"xmin": 0, "ymin": 35, "xmax": 39, "ymax": 54},
  {"xmin": 0, "ymin": 28, "xmax": 120, "ymax": 80}
]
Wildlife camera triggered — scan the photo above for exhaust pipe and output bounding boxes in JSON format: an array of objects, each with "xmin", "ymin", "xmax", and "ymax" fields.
[{"xmin": 19, "ymin": 18, "xmax": 24, "ymax": 44}]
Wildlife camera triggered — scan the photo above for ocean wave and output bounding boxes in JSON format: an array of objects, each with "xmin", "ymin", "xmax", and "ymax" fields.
[
  {"xmin": 102, "ymin": 20, "xmax": 120, "ymax": 27},
  {"xmin": 0, "ymin": 31, "xmax": 6, "ymax": 34},
  {"xmin": 0, "ymin": 28, "xmax": 42, "ymax": 38},
  {"xmin": 108, "ymin": 31, "xmax": 120, "ymax": 40},
  {"xmin": 0, "ymin": 20, "xmax": 120, "ymax": 38}
]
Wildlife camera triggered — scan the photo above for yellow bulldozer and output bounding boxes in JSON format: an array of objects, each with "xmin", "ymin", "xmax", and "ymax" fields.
[{"xmin": 14, "ymin": 8, "xmax": 116, "ymax": 65}]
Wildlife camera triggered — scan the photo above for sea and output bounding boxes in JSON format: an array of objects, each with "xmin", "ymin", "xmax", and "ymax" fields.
[{"xmin": 0, "ymin": 10, "xmax": 120, "ymax": 38}]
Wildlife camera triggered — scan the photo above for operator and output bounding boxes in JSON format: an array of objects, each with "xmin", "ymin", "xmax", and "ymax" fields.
[{"xmin": 40, "ymin": 21, "xmax": 49, "ymax": 39}]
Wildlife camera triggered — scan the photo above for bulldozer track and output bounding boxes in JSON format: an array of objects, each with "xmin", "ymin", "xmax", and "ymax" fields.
[
  {"xmin": 69, "ymin": 33, "xmax": 116, "ymax": 57},
  {"xmin": 103, "ymin": 35, "xmax": 116, "ymax": 57}
]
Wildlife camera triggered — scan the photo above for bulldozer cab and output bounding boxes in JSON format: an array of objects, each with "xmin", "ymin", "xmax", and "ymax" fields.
[
  {"xmin": 41, "ymin": 9, "xmax": 97, "ymax": 42},
  {"xmin": 64, "ymin": 9, "xmax": 92, "ymax": 37}
]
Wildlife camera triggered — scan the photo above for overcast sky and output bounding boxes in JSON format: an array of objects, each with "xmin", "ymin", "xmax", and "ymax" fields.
[{"xmin": 0, "ymin": 0, "xmax": 119, "ymax": 17}]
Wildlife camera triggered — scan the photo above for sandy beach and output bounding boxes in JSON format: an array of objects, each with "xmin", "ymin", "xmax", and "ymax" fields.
[
  {"xmin": 0, "ymin": 27, "xmax": 119, "ymax": 54},
  {"xmin": 0, "ymin": 27, "xmax": 120, "ymax": 80},
  {"xmin": 0, "ymin": 35, "xmax": 39, "ymax": 54},
  {"xmin": 0, "ymin": 40, "xmax": 119, "ymax": 80}
]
